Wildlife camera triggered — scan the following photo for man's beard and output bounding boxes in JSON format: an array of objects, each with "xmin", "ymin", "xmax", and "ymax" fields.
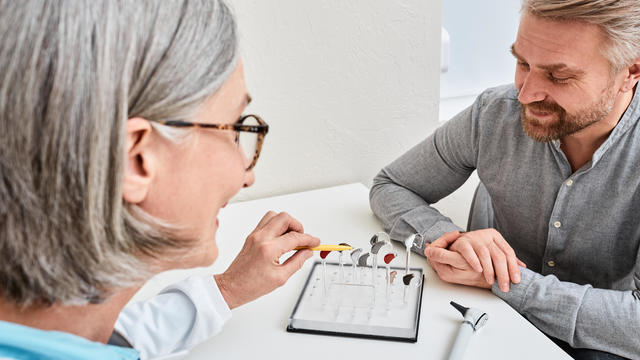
[{"xmin": 520, "ymin": 85, "xmax": 617, "ymax": 143}]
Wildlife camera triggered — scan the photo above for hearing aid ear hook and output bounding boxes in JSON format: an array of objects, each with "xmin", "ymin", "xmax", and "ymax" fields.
[
  {"xmin": 350, "ymin": 248, "xmax": 363, "ymax": 282},
  {"xmin": 350, "ymin": 248, "xmax": 363, "ymax": 264},
  {"xmin": 371, "ymin": 241, "xmax": 386, "ymax": 255},
  {"xmin": 371, "ymin": 231, "xmax": 390, "ymax": 246},
  {"xmin": 370, "ymin": 232, "xmax": 391, "ymax": 285},
  {"xmin": 404, "ymin": 233, "xmax": 424, "ymax": 250},
  {"xmin": 358, "ymin": 252, "xmax": 370, "ymax": 267}
]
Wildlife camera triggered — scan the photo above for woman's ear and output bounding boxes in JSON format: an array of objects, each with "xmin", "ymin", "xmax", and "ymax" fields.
[{"xmin": 122, "ymin": 117, "xmax": 156, "ymax": 204}]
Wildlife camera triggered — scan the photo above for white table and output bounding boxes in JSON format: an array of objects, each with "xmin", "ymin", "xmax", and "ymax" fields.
[{"xmin": 134, "ymin": 183, "xmax": 571, "ymax": 360}]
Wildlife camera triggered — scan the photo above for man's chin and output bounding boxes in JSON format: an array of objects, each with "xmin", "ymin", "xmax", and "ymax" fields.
[{"xmin": 522, "ymin": 118, "xmax": 560, "ymax": 143}]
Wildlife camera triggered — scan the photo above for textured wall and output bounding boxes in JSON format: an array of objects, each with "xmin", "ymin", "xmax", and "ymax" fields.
[{"xmin": 227, "ymin": 0, "xmax": 443, "ymax": 203}]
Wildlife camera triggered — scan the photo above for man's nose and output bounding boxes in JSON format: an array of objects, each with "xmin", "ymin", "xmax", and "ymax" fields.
[{"xmin": 518, "ymin": 72, "xmax": 548, "ymax": 104}]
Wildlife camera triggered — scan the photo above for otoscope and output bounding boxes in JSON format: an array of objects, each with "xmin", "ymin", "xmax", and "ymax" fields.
[{"xmin": 447, "ymin": 301, "xmax": 489, "ymax": 360}]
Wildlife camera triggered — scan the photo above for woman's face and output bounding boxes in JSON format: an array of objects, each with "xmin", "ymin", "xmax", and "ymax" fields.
[{"xmin": 136, "ymin": 61, "xmax": 255, "ymax": 268}]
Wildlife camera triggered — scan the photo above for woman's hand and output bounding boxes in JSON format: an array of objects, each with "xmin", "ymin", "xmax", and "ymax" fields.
[{"xmin": 214, "ymin": 211, "xmax": 320, "ymax": 309}]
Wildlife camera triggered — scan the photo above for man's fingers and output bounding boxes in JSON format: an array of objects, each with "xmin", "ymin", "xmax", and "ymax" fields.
[
  {"xmin": 430, "ymin": 261, "xmax": 455, "ymax": 283},
  {"xmin": 517, "ymin": 258, "xmax": 527, "ymax": 268},
  {"xmin": 506, "ymin": 253, "xmax": 521, "ymax": 284},
  {"xmin": 489, "ymin": 242, "xmax": 510, "ymax": 292},
  {"xmin": 429, "ymin": 231, "xmax": 462, "ymax": 249},
  {"xmin": 493, "ymin": 236, "xmax": 521, "ymax": 284},
  {"xmin": 494, "ymin": 236, "xmax": 515, "ymax": 257},
  {"xmin": 426, "ymin": 247, "xmax": 469, "ymax": 269},
  {"xmin": 454, "ymin": 241, "xmax": 483, "ymax": 272},
  {"xmin": 476, "ymin": 246, "xmax": 495, "ymax": 285}
]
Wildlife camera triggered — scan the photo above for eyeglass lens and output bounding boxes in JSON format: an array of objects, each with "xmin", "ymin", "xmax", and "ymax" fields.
[{"xmin": 238, "ymin": 116, "xmax": 259, "ymax": 166}]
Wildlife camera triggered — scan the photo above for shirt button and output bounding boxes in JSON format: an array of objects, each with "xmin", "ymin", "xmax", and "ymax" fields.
[
  {"xmin": 566, "ymin": 179, "xmax": 573, "ymax": 186},
  {"xmin": 547, "ymin": 260, "xmax": 556, "ymax": 267},
  {"xmin": 553, "ymin": 221, "xmax": 562, "ymax": 228}
]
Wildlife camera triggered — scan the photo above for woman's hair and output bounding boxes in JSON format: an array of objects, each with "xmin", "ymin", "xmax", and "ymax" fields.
[
  {"xmin": 522, "ymin": 0, "xmax": 640, "ymax": 72},
  {"xmin": 0, "ymin": 0, "xmax": 238, "ymax": 306}
]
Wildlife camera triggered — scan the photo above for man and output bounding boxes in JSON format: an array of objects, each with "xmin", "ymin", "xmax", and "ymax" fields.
[{"xmin": 370, "ymin": 1, "xmax": 640, "ymax": 359}]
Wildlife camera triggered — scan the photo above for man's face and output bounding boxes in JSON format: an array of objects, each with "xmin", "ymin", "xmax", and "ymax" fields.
[{"xmin": 513, "ymin": 12, "xmax": 622, "ymax": 142}]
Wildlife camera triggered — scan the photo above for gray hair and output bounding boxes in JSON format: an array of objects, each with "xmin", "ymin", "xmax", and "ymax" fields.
[
  {"xmin": 0, "ymin": 0, "xmax": 238, "ymax": 306},
  {"xmin": 522, "ymin": 0, "xmax": 640, "ymax": 72}
]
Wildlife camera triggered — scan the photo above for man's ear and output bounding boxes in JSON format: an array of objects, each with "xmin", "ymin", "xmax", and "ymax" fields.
[
  {"xmin": 621, "ymin": 57, "xmax": 640, "ymax": 92},
  {"xmin": 122, "ymin": 117, "xmax": 155, "ymax": 204}
]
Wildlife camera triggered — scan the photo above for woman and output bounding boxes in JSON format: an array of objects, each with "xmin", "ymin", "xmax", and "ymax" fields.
[{"xmin": 0, "ymin": 1, "xmax": 319, "ymax": 359}]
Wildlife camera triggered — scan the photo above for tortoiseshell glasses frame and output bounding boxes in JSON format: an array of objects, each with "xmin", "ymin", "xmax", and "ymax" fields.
[{"xmin": 152, "ymin": 114, "xmax": 269, "ymax": 170}]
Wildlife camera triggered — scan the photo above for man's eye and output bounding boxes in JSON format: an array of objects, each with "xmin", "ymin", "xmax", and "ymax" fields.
[
  {"xmin": 517, "ymin": 61, "xmax": 530, "ymax": 70},
  {"xmin": 548, "ymin": 73, "xmax": 570, "ymax": 84}
]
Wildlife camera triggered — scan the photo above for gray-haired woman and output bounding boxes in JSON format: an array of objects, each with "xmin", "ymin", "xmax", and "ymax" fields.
[{"xmin": 0, "ymin": 1, "xmax": 319, "ymax": 359}]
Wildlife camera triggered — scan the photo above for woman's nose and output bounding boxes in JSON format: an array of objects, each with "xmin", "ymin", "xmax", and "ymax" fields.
[{"xmin": 243, "ymin": 168, "xmax": 255, "ymax": 188}]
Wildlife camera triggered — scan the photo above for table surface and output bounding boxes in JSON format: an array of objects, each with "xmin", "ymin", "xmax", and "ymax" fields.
[{"xmin": 134, "ymin": 183, "xmax": 571, "ymax": 360}]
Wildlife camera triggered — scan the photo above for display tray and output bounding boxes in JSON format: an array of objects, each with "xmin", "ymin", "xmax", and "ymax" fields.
[{"xmin": 287, "ymin": 261, "xmax": 425, "ymax": 342}]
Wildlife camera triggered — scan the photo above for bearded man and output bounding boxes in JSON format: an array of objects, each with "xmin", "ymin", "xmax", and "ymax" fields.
[{"xmin": 370, "ymin": 1, "xmax": 640, "ymax": 359}]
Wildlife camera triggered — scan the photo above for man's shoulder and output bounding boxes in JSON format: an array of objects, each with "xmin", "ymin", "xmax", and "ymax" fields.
[
  {"xmin": 464, "ymin": 84, "xmax": 523, "ymax": 133},
  {"xmin": 475, "ymin": 84, "xmax": 519, "ymax": 109},
  {"xmin": 441, "ymin": 83, "xmax": 524, "ymax": 142}
]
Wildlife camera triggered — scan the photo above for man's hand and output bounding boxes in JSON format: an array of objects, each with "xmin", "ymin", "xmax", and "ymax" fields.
[
  {"xmin": 425, "ymin": 229, "xmax": 526, "ymax": 292},
  {"xmin": 424, "ymin": 231, "xmax": 491, "ymax": 289},
  {"xmin": 214, "ymin": 211, "xmax": 320, "ymax": 309}
]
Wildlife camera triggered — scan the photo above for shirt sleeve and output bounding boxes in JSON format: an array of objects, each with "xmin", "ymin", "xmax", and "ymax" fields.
[
  {"xmin": 369, "ymin": 93, "xmax": 484, "ymax": 250},
  {"xmin": 493, "ymin": 266, "xmax": 640, "ymax": 358},
  {"xmin": 114, "ymin": 275, "xmax": 232, "ymax": 360}
]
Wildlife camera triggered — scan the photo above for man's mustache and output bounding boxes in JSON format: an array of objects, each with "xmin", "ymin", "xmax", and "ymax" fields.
[{"xmin": 523, "ymin": 100, "xmax": 565, "ymax": 114}]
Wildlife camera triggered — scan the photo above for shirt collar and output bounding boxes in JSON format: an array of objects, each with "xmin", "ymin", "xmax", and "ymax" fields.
[{"xmin": 591, "ymin": 86, "xmax": 640, "ymax": 164}]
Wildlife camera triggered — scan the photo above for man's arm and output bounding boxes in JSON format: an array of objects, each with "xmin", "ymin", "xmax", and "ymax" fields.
[
  {"xmin": 427, "ymin": 234, "xmax": 640, "ymax": 358},
  {"xmin": 494, "ymin": 267, "xmax": 640, "ymax": 359},
  {"xmin": 369, "ymin": 100, "xmax": 479, "ymax": 248}
]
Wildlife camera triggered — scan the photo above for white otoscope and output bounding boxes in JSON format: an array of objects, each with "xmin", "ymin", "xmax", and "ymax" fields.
[{"xmin": 448, "ymin": 301, "xmax": 488, "ymax": 360}]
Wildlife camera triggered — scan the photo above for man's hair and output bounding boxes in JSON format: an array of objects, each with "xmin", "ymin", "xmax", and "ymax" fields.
[
  {"xmin": 522, "ymin": 0, "xmax": 640, "ymax": 71},
  {"xmin": 0, "ymin": 0, "xmax": 238, "ymax": 306}
]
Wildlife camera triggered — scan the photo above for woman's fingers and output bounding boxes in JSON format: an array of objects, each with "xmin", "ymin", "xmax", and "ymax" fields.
[
  {"xmin": 254, "ymin": 210, "xmax": 279, "ymax": 230},
  {"xmin": 259, "ymin": 212, "xmax": 304, "ymax": 238}
]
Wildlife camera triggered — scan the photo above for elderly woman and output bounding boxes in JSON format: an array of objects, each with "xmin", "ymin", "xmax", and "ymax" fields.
[{"xmin": 0, "ymin": 1, "xmax": 319, "ymax": 359}]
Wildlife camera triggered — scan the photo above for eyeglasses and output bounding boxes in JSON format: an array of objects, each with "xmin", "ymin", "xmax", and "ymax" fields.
[{"xmin": 152, "ymin": 114, "xmax": 269, "ymax": 170}]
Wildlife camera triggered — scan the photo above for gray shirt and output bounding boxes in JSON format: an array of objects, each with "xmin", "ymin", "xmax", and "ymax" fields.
[{"xmin": 370, "ymin": 84, "xmax": 640, "ymax": 358}]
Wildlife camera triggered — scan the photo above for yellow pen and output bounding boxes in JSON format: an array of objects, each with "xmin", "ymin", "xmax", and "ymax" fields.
[{"xmin": 294, "ymin": 244, "xmax": 353, "ymax": 252}]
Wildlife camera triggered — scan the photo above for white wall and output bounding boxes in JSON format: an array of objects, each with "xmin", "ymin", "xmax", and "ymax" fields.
[
  {"xmin": 227, "ymin": 1, "xmax": 442, "ymax": 192},
  {"xmin": 439, "ymin": 1, "xmax": 520, "ymax": 123},
  {"xmin": 440, "ymin": 0, "xmax": 520, "ymax": 99}
]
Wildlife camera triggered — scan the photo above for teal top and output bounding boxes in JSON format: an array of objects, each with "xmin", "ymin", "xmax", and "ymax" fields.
[{"xmin": 0, "ymin": 320, "xmax": 139, "ymax": 360}]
